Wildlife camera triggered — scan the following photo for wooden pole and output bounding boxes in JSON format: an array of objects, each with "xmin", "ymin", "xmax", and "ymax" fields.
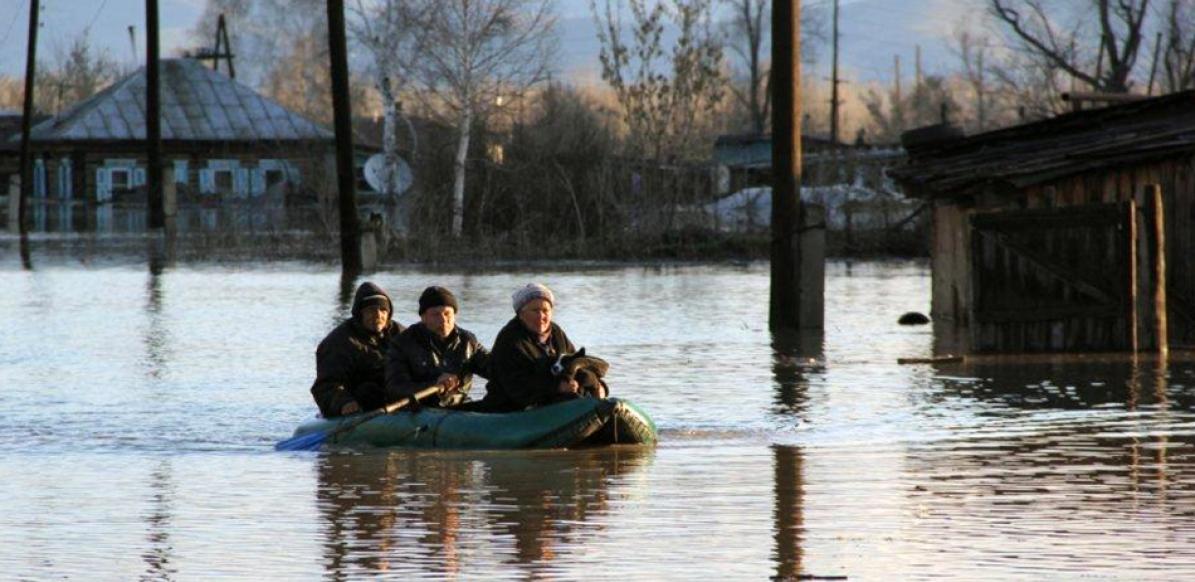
[
  {"xmin": 893, "ymin": 54, "xmax": 901, "ymax": 104},
  {"xmin": 327, "ymin": 0, "xmax": 363, "ymax": 275},
  {"xmin": 146, "ymin": 0, "xmax": 164, "ymax": 230},
  {"xmin": 976, "ymin": 51, "xmax": 985, "ymax": 131},
  {"xmin": 829, "ymin": 0, "xmax": 839, "ymax": 144},
  {"xmin": 1147, "ymin": 184, "xmax": 1168, "ymax": 357},
  {"xmin": 770, "ymin": 0, "xmax": 803, "ymax": 330},
  {"xmin": 16, "ymin": 0, "xmax": 39, "ymax": 270},
  {"xmin": 914, "ymin": 44, "xmax": 922, "ymax": 89},
  {"xmin": 1127, "ymin": 198, "xmax": 1138, "ymax": 353},
  {"xmin": 1147, "ymin": 31, "xmax": 1162, "ymax": 97}
]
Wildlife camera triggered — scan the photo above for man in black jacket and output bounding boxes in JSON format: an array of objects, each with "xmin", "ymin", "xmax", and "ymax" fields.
[
  {"xmin": 310, "ymin": 281, "xmax": 405, "ymax": 417},
  {"xmin": 386, "ymin": 286, "xmax": 490, "ymax": 408},
  {"xmin": 480, "ymin": 283, "xmax": 579, "ymax": 412}
]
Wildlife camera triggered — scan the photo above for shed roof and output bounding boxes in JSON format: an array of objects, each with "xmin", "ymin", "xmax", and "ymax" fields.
[
  {"xmin": 890, "ymin": 90, "xmax": 1195, "ymax": 198},
  {"xmin": 25, "ymin": 58, "xmax": 333, "ymax": 144}
]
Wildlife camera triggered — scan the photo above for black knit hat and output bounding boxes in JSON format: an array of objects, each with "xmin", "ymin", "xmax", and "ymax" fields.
[{"xmin": 418, "ymin": 286, "xmax": 459, "ymax": 314}]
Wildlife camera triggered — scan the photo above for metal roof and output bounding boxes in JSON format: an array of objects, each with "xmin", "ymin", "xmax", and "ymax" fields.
[
  {"xmin": 890, "ymin": 90, "xmax": 1195, "ymax": 198},
  {"xmin": 26, "ymin": 58, "xmax": 333, "ymax": 143}
]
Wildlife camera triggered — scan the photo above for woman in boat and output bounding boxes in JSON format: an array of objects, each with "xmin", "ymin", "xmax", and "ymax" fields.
[
  {"xmin": 479, "ymin": 283, "xmax": 580, "ymax": 412},
  {"xmin": 385, "ymin": 286, "xmax": 490, "ymax": 408},
  {"xmin": 311, "ymin": 281, "xmax": 405, "ymax": 418}
]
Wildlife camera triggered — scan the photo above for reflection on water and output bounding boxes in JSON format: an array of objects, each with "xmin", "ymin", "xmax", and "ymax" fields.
[
  {"xmin": 6, "ymin": 259, "xmax": 1195, "ymax": 578},
  {"xmin": 771, "ymin": 329, "xmax": 824, "ymax": 417},
  {"xmin": 315, "ymin": 447, "xmax": 652, "ymax": 579},
  {"xmin": 772, "ymin": 445, "xmax": 804, "ymax": 582},
  {"xmin": 142, "ymin": 459, "xmax": 177, "ymax": 581}
]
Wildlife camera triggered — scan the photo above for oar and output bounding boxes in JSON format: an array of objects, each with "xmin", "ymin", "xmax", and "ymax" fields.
[{"xmin": 275, "ymin": 385, "xmax": 443, "ymax": 451}]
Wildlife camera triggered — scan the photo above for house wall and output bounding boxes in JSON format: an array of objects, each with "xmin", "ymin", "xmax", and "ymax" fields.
[{"xmin": 930, "ymin": 155, "xmax": 1195, "ymax": 349}]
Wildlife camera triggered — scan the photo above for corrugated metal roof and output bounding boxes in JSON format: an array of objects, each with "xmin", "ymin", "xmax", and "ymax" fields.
[
  {"xmin": 26, "ymin": 58, "xmax": 333, "ymax": 143},
  {"xmin": 890, "ymin": 90, "xmax": 1195, "ymax": 198}
]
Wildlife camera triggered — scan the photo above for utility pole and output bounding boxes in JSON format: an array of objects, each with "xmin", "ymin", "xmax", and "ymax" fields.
[
  {"xmin": 915, "ymin": 44, "xmax": 922, "ymax": 89},
  {"xmin": 976, "ymin": 51, "xmax": 985, "ymax": 130},
  {"xmin": 146, "ymin": 0, "xmax": 164, "ymax": 229},
  {"xmin": 1147, "ymin": 31, "xmax": 1162, "ymax": 96},
  {"xmin": 894, "ymin": 54, "xmax": 901, "ymax": 104},
  {"xmin": 829, "ymin": 0, "xmax": 840, "ymax": 144},
  {"xmin": 327, "ymin": 0, "xmax": 363, "ymax": 276},
  {"xmin": 770, "ymin": 0, "xmax": 803, "ymax": 330},
  {"xmin": 17, "ymin": 0, "xmax": 40, "ymax": 269},
  {"xmin": 128, "ymin": 26, "xmax": 138, "ymax": 63}
]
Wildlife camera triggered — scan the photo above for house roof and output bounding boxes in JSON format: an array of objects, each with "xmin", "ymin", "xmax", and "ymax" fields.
[
  {"xmin": 24, "ymin": 58, "xmax": 333, "ymax": 144},
  {"xmin": 890, "ymin": 90, "xmax": 1195, "ymax": 198}
]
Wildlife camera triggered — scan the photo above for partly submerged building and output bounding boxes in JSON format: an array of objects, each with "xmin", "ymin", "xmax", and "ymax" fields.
[
  {"xmin": 892, "ymin": 91, "xmax": 1195, "ymax": 353},
  {"xmin": 2, "ymin": 58, "xmax": 339, "ymax": 233}
]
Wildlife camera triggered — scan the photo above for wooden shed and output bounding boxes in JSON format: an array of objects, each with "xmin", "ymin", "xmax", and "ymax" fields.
[{"xmin": 891, "ymin": 91, "xmax": 1195, "ymax": 353}]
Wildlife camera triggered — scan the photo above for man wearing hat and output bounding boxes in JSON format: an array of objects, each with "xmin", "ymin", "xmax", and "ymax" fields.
[
  {"xmin": 479, "ymin": 283, "xmax": 580, "ymax": 412},
  {"xmin": 385, "ymin": 286, "xmax": 490, "ymax": 408},
  {"xmin": 311, "ymin": 281, "xmax": 405, "ymax": 417}
]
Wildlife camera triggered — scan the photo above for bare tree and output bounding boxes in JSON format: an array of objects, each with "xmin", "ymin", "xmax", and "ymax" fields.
[
  {"xmin": 43, "ymin": 35, "xmax": 120, "ymax": 114},
  {"xmin": 592, "ymin": 0, "xmax": 725, "ymax": 160},
  {"xmin": 720, "ymin": 0, "xmax": 825, "ymax": 134},
  {"xmin": 1160, "ymin": 0, "xmax": 1195, "ymax": 92},
  {"xmin": 863, "ymin": 76, "xmax": 961, "ymax": 143},
  {"xmin": 349, "ymin": 0, "xmax": 424, "ymax": 201},
  {"xmin": 952, "ymin": 28, "xmax": 993, "ymax": 132},
  {"xmin": 990, "ymin": 0, "xmax": 1150, "ymax": 93},
  {"xmin": 0, "ymin": 33, "xmax": 119, "ymax": 115},
  {"xmin": 408, "ymin": 0, "xmax": 556, "ymax": 238}
]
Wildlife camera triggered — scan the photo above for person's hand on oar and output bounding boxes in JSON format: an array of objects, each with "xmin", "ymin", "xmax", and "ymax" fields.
[{"xmin": 275, "ymin": 384, "xmax": 443, "ymax": 451}]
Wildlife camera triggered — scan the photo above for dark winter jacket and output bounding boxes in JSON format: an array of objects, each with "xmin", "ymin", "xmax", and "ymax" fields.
[
  {"xmin": 385, "ymin": 323, "xmax": 490, "ymax": 406},
  {"xmin": 310, "ymin": 282, "xmax": 405, "ymax": 417},
  {"xmin": 480, "ymin": 317, "xmax": 576, "ymax": 412}
]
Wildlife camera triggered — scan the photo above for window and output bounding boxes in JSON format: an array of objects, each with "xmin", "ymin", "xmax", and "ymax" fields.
[
  {"xmin": 110, "ymin": 169, "xmax": 131, "ymax": 192},
  {"xmin": 265, "ymin": 169, "xmax": 285, "ymax": 188},
  {"xmin": 214, "ymin": 170, "xmax": 233, "ymax": 193}
]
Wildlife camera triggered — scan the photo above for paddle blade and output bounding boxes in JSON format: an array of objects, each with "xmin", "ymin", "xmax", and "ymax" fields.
[{"xmin": 274, "ymin": 429, "xmax": 329, "ymax": 452}]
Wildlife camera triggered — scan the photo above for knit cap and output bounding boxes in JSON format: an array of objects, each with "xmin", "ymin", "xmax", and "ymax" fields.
[{"xmin": 512, "ymin": 283, "xmax": 555, "ymax": 313}]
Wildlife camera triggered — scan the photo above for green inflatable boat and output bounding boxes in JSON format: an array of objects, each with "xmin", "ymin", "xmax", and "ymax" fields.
[{"xmin": 283, "ymin": 397, "xmax": 657, "ymax": 450}]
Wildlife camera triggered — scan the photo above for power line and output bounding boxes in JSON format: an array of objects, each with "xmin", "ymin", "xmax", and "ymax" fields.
[
  {"xmin": 0, "ymin": 0, "xmax": 29, "ymax": 50},
  {"xmin": 85, "ymin": 0, "xmax": 111, "ymax": 34}
]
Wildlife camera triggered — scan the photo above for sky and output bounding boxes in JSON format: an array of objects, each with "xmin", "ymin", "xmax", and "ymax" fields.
[{"xmin": 0, "ymin": 0, "xmax": 977, "ymax": 88}]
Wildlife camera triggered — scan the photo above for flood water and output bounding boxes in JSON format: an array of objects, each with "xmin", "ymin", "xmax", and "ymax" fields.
[{"xmin": 3, "ymin": 251, "xmax": 1195, "ymax": 580}]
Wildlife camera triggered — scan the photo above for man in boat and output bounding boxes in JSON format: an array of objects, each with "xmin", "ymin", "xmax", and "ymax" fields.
[
  {"xmin": 385, "ymin": 286, "xmax": 490, "ymax": 408},
  {"xmin": 310, "ymin": 281, "xmax": 404, "ymax": 418},
  {"xmin": 478, "ymin": 283, "xmax": 581, "ymax": 412}
]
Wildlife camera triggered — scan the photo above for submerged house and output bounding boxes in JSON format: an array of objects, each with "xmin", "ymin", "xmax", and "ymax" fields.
[
  {"xmin": 892, "ymin": 91, "xmax": 1195, "ymax": 353},
  {"xmin": 2, "ymin": 58, "xmax": 338, "ymax": 233},
  {"xmin": 710, "ymin": 133, "xmax": 916, "ymax": 251}
]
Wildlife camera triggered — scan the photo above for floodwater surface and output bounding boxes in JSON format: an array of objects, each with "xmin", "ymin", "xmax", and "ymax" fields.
[{"xmin": 3, "ymin": 254, "xmax": 1195, "ymax": 580}]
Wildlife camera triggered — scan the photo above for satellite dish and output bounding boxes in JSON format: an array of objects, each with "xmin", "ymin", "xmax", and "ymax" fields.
[{"xmin": 364, "ymin": 154, "xmax": 413, "ymax": 195}]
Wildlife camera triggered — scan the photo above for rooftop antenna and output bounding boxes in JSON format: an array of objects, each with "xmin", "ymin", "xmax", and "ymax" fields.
[{"xmin": 192, "ymin": 14, "xmax": 235, "ymax": 77}]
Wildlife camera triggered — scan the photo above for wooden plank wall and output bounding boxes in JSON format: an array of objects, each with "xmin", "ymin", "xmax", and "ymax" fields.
[
  {"xmin": 969, "ymin": 203, "xmax": 1133, "ymax": 352},
  {"xmin": 931, "ymin": 154, "xmax": 1195, "ymax": 351}
]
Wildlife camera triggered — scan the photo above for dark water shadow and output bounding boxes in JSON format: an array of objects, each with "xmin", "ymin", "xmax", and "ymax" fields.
[
  {"xmin": 331, "ymin": 272, "xmax": 358, "ymax": 328},
  {"xmin": 771, "ymin": 329, "xmax": 825, "ymax": 418},
  {"xmin": 20, "ymin": 232, "xmax": 32, "ymax": 269},
  {"xmin": 143, "ymin": 269, "xmax": 172, "ymax": 381},
  {"xmin": 141, "ymin": 458, "xmax": 177, "ymax": 581},
  {"xmin": 315, "ymin": 446, "xmax": 654, "ymax": 578}
]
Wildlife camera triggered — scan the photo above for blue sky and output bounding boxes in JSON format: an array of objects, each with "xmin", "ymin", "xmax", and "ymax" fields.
[{"xmin": 0, "ymin": 0, "xmax": 973, "ymax": 86}]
